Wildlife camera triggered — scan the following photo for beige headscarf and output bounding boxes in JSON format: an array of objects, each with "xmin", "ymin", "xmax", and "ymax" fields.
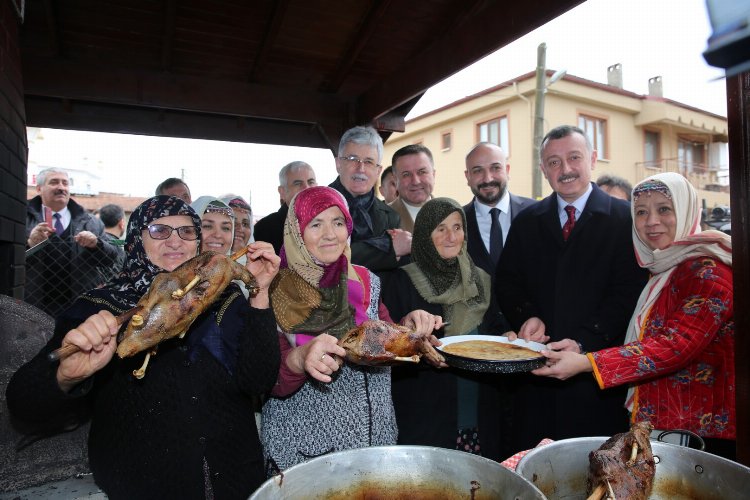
[{"xmin": 624, "ymin": 172, "xmax": 732, "ymax": 410}]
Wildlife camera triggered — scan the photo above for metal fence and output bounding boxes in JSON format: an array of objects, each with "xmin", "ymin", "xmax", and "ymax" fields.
[{"xmin": 24, "ymin": 237, "xmax": 125, "ymax": 318}]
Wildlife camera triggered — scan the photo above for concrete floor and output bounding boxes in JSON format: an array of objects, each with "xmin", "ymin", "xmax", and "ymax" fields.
[{"xmin": 0, "ymin": 474, "xmax": 105, "ymax": 500}]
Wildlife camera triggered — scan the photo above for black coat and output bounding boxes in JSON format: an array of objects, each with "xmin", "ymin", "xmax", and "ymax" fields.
[
  {"xmin": 495, "ymin": 184, "xmax": 648, "ymax": 450},
  {"xmin": 253, "ymin": 204, "xmax": 288, "ymax": 255},
  {"xmin": 6, "ymin": 288, "xmax": 280, "ymax": 500},
  {"xmin": 381, "ymin": 269, "xmax": 511, "ymax": 461},
  {"xmin": 463, "ymin": 193, "xmax": 536, "ymax": 334}
]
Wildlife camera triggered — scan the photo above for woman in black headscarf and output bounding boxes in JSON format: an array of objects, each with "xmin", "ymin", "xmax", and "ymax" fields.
[
  {"xmin": 7, "ymin": 195, "xmax": 281, "ymax": 499},
  {"xmin": 381, "ymin": 197, "xmax": 509, "ymax": 461}
]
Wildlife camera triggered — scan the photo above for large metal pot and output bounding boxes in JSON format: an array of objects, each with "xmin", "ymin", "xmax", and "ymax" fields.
[
  {"xmin": 516, "ymin": 437, "xmax": 750, "ymax": 499},
  {"xmin": 250, "ymin": 445, "xmax": 545, "ymax": 499}
]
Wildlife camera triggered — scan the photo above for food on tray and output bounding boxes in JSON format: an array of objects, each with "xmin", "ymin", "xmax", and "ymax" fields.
[
  {"xmin": 338, "ymin": 320, "xmax": 445, "ymax": 366},
  {"xmin": 586, "ymin": 421, "xmax": 655, "ymax": 500},
  {"xmin": 441, "ymin": 339, "xmax": 542, "ymax": 361}
]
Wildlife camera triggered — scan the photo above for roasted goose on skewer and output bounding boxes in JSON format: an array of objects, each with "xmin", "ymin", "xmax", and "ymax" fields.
[
  {"xmin": 587, "ymin": 421, "xmax": 655, "ymax": 500},
  {"xmin": 117, "ymin": 250, "xmax": 258, "ymax": 378},
  {"xmin": 337, "ymin": 319, "xmax": 445, "ymax": 366}
]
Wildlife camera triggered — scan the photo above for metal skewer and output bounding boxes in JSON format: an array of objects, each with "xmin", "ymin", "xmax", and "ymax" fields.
[{"xmin": 47, "ymin": 306, "xmax": 143, "ymax": 363}]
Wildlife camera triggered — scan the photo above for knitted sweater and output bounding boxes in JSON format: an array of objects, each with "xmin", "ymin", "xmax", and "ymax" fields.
[
  {"xmin": 6, "ymin": 286, "xmax": 280, "ymax": 500},
  {"xmin": 261, "ymin": 270, "xmax": 397, "ymax": 473}
]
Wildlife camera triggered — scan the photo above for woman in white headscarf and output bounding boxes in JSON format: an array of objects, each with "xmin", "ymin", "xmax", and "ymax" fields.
[
  {"xmin": 191, "ymin": 196, "xmax": 235, "ymax": 255},
  {"xmin": 534, "ymin": 172, "xmax": 735, "ymax": 459}
]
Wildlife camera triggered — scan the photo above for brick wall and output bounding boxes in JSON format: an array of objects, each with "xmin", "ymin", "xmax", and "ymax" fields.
[{"xmin": 0, "ymin": 1, "xmax": 27, "ymax": 298}]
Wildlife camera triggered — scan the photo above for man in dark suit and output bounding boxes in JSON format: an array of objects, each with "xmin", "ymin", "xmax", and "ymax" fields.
[
  {"xmin": 463, "ymin": 142, "xmax": 535, "ymax": 290},
  {"xmin": 253, "ymin": 161, "xmax": 317, "ymax": 254},
  {"xmin": 496, "ymin": 125, "xmax": 648, "ymax": 450},
  {"xmin": 330, "ymin": 125, "xmax": 408, "ymax": 272}
]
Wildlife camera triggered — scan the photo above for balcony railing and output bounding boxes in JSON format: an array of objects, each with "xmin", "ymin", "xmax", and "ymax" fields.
[{"xmin": 635, "ymin": 158, "xmax": 729, "ymax": 193}]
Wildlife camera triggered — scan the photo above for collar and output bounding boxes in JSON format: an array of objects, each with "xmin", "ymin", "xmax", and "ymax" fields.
[
  {"xmin": 474, "ymin": 190, "xmax": 510, "ymax": 217},
  {"xmin": 556, "ymin": 183, "xmax": 593, "ymax": 216}
]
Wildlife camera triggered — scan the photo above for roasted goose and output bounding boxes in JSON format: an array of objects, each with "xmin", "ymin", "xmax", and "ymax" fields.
[
  {"xmin": 337, "ymin": 320, "xmax": 445, "ymax": 366},
  {"xmin": 116, "ymin": 251, "xmax": 258, "ymax": 377},
  {"xmin": 587, "ymin": 421, "xmax": 655, "ymax": 500}
]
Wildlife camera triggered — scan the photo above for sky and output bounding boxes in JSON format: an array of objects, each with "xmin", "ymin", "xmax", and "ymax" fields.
[{"xmin": 27, "ymin": 0, "xmax": 727, "ymax": 219}]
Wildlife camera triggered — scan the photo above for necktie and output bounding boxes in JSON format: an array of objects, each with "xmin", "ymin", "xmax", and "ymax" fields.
[
  {"xmin": 53, "ymin": 213, "xmax": 64, "ymax": 236},
  {"xmin": 562, "ymin": 205, "xmax": 576, "ymax": 241},
  {"xmin": 489, "ymin": 207, "xmax": 503, "ymax": 265}
]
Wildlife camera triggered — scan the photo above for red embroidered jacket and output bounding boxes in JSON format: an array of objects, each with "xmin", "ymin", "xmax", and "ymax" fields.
[{"xmin": 589, "ymin": 257, "xmax": 734, "ymax": 439}]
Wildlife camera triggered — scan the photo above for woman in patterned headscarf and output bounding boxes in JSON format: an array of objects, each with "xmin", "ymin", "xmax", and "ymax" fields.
[
  {"xmin": 191, "ymin": 196, "xmax": 235, "ymax": 255},
  {"xmin": 381, "ymin": 197, "xmax": 510, "ymax": 460},
  {"xmin": 261, "ymin": 186, "xmax": 442, "ymax": 473},
  {"xmin": 7, "ymin": 195, "xmax": 282, "ymax": 498},
  {"xmin": 535, "ymin": 172, "xmax": 735, "ymax": 460}
]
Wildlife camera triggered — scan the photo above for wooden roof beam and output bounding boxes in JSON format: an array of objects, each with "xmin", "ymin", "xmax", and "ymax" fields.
[
  {"xmin": 356, "ymin": 0, "xmax": 584, "ymax": 123},
  {"xmin": 247, "ymin": 0, "xmax": 290, "ymax": 83},
  {"xmin": 23, "ymin": 56, "xmax": 348, "ymax": 126},
  {"xmin": 319, "ymin": 0, "xmax": 392, "ymax": 93},
  {"xmin": 160, "ymin": 0, "xmax": 177, "ymax": 71}
]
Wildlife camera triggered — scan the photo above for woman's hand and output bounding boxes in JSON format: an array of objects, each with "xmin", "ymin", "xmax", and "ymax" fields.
[
  {"xmin": 546, "ymin": 338, "xmax": 583, "ymax": 353},
  {"xmin": 56, "ymin": 310, "xmax": 120, "ymax": 393},
  {"xmin": 401, "ymin": 310, "xmax": 443, "ymax": 337},
  {"xmin": 286, "ymin": 334, "xmax": 346, "ymax": 383},
  {"xmin": 245, "ymin": 241, "xmax": 280, "ymax": 308},
  {"xmin": 517, "ymin": 317, "xmax": 550, "ymax": 343},
  {"xmin": 531, "ymin": 349, "xmax": 593, "ymax": 380}
]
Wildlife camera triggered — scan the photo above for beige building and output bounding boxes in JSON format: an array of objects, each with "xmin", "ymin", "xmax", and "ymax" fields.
[{"xmin": 384, "ymin": 68, "xmax": 729, "ymax": 210}]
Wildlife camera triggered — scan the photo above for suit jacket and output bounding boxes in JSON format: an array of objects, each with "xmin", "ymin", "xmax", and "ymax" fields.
[
  {"xmin": 388, "ymin": 197, "xmax": 415, "ymax": 233},
  {"xmin": 463, "ymin": 193, "xmax": 535, "ymax": 334},
  {"xmin": 495, "ymin": 183, "xmax": 648, "ymax": 449},
  {"xmin": 252, "ymin": 204, "xmax": 288, "ymax": 255},
  {"xmin": 463, "ymin": 193, "xmax": 536, "ymax": 277}
]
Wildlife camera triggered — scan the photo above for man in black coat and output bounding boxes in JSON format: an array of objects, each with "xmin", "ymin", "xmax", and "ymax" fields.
[
  {"xmin": 463, "ymin": 142, "xmax": 535, "ymax": 334},
  {"xmin": 253, "ymin": 161, "xmax": 317, "ymax": 254},
  {"xmin": 329, "ymin": 125, "xmax": 408, "ymax": 272},
  {"xmin": 496, "ymin": 125, "xmax": 648, "ymax": 450}
]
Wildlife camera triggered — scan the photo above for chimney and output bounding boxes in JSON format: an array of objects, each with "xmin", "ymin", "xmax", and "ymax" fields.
[
  {"xmin": 648, "ymin": 76, "xmax": 663, "ymax": 97},
  {"xmin": 607, "ymin": 63, "xmax": 623, "ymax": 88}
]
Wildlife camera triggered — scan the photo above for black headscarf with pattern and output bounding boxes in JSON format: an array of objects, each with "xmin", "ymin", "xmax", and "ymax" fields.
[{"xmin": 82, "ymin": 195, "xmax": 201, "ymax": 310}]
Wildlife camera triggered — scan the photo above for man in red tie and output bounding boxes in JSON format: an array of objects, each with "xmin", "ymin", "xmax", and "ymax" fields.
[
  {"xmin": 25, "ymin": 168, "xmax": 120, "ymax": 316},
  {"xmin": 495, "ymin": 125, "xmax": 647, "ymax": 452}
]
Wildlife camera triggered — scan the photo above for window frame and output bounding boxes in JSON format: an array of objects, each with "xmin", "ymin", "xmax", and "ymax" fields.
[
  {"xmin": 577, "ymin": 112, "xmax": 608, "ymax": 160},
  {"xmin": 474, "ymin": 113, "xmax": 509, "ymax": 154}
]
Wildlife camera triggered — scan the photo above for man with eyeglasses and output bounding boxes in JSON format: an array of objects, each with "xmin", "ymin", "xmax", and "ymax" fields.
[
  {"xmin": 329, "ymin": 126, "xmax": 408, "ymax": 272},
  {"xmin": 254, "ymin": 161, "xmax": 317, "ymax": 254}
]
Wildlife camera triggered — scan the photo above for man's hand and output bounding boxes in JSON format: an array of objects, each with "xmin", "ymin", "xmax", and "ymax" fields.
[
  {"xmin": 517, "ymin": 317, "xmax": 550, "ymax": 343},
  {"xmin": 28, "ymin": 222, "xmax": 54, "ymax": 247},
  {"xmin": 388, "ymin": 228, "xmax": 412, "ymax": 258},
  {"xmin": 74, "ymin": 230, "xmax": 99, "ymax": 248}
]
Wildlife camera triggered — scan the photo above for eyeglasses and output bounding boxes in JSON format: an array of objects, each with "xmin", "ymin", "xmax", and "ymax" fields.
[
  {"xmin": 146, "ymin": 223, "xmax": 199, "ymax": 240},
  {"xmin": 338, "ymin": 155, "xmax": 381, "ymax": 170}
]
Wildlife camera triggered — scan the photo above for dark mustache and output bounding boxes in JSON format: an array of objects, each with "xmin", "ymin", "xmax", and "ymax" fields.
[
  {"xmin": 557, "ymin": 175, "xmax": 577, "ymax": 183},
  {"xmin": 54, "ymin": 189, "xmax": 67, "ymax": 195},
  {"xmin": 478, "ymin": 181, "xmax": 501, "ymax": 190}
]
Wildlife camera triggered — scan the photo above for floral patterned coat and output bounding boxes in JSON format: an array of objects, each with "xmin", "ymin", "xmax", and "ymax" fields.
[{"xmin": 589, "ymin": 257, "xmax": 734, "ymax": 439}]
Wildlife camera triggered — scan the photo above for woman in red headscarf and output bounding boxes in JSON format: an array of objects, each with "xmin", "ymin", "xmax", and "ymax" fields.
[{"xmin": 261, "ymin": 186, "xmax": 442, "ymax": 473}]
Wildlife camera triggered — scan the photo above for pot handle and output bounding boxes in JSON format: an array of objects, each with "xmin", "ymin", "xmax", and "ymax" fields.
[{"xmin": 655, "ymin": 429, "xmax": 706, "ymax": 451}]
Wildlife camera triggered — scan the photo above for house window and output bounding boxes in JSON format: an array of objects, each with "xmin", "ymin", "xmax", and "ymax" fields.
[
  {"xmin": 477, "ymin": 116, "xmax": 509, "ymax": 152},
  {"xmin": 578, "ymin": 114, "xmax": 607, "ymax": 158},
  {"xmin": 644, "ymin": 130, "xmax": 660, "ymax": 166},
  {"xmin": 678, "ymin": 139, "xmax": 706, "ymax": 174},
  {"xmin": 441, "ymin": 131, "xmax": 452, "ymax": 151}
]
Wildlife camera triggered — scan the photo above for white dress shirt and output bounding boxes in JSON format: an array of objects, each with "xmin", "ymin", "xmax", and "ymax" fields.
[{"xmin": 473, "ymin": 191, "xmax": 511, "ymax": 253}]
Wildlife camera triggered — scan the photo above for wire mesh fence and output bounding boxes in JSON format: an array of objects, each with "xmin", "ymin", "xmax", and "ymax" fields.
[{"xmin": 24, "ymin": 237, "xmax": 126, "ymax": 318}]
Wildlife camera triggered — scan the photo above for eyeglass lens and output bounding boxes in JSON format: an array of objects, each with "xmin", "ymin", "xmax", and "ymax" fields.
[
  {"xmin": 147, "ymin": 224, "xmax": 199, "ymax": 240},
  {"xmin": 342, "ymin": 156, "xmax": 379, "ymax": 169}
]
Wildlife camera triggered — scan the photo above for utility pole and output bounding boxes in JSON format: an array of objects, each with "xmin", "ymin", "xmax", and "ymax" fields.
[{"xmin": 532, "ymin": 43, "xmax": 546, "ymax": 200}]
